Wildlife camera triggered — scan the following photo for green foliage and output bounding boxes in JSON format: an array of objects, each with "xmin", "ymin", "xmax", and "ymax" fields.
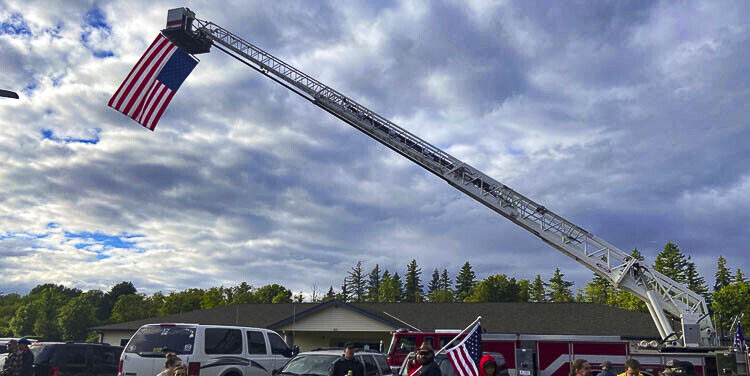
[
  {"xmin": 0, "ymin": 293, "xmax": 22, "ymax": 336},
  {"xmin": 348, "ymin": 261, "xmax": 366, "ymax": 303},
  {"xmin": 160, "ymin": 288, "xmax": 205, "ymax": 315},
  {"xmin": 323, "ymin": 286, "xmax": 336, "ymax": 302},
  {"xmin": 201, "ymin": 287, "xmax": 230, "ymax": 309},
  {"xmin": 583, "ymin": 274, "xmax": 611, "ymax": 305},
  {"xmin": 58, "ymin": 295, "xmax": 97, "ymax": 341},
  {"xmin": 378, "ymin": 270, "xmax": 403, "ymax": 302},
  {"xmin": 404, "ymin": 259, "xmax": 424, "ymax": 303},
  {"xmin": 256, "ymin": 284, "xmax": 292, "ymax": 304},
  {"xmin": 440, "ymin": 269, "xmax": 451, "ymax": 291},
  {"xmin": 685, "ymin": 257, "xmax": 709, "ymax": 301},
  {"xmin": 427, "ymin": 269, "xmax": 441, "ymax": 295},
  {"xmin": 654, "ymin": 242, "xmax": 688, "ymax": 283},
  {"xmin": 367, "ymin": 264, "xmax": 381, "ymax": 302},
  {"xmin": 454, "ymin": 262, "xmax": 476, "ymax": 302},
  {"xmin": 517, "ymin": 279, "xmax": 530, "ymax": 302},
  {"xmin": 530, "ymin": 275, "xmax": 547, "ymax": 302},
  {"xmin": 465, "ymin": 274, "xmax": 521, "ymax": 302},
  {"xmin": 714, "ymin": 256, "xmax": 732, "ymax": 292},
  {"xmin": 736, "ymin": 269, "xmax": 746, "ymax": 283},
  {"xmin": 230, "ymin": 283, "xmax": 256, "ymax": 304},
  {"xmin": 293, "ymin": 292, "xmax": 304, "ymax": 303},
  {"xmin": 547, "ymin": 268, "xmax": 574, "ymax": 302},
  {"xmin": 712, "ymin": 281, "xmax": 750, "ymax": 331},
  {"xmin": 111, "ymin": 294, "xmax": 158, "ymax": 323},
  {"xmin": 427, "ymin": 290, "xmax": 454, "ymax": 302}
]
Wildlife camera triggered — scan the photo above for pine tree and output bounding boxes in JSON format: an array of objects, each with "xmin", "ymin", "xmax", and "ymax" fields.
[
  {"xmin": 654, "ymin": 242, "xmax": 688, "ymax": 283},
  {"xmin": 684, "ymin": 257, "xmax": 709, "ymax": 300},
  {"xmin": 583, "ymin": 274, "xmax": 611, "ymax": 304},
  {"xmin": 440, "ymin": 269, "xmax": 451, "ymax": 291},
  {"xmin": 714, "ymin": 256, "xmax": 732, "ymax": 291},
  {"xmin": 547, "ymin": 268, "xmax": 574, "ymax": 302},
  {"xmin": 530, "ymin": 275, "xmax": 547, "ymax": 302},
  {"xmin": 348, "ymin": 261, "xmax": 366, "ymax": 302},
  {"xmin": 630, "ymin": 248, "xmax": 645, "ymax": 261},
  {"xmin": 404, "ymin": 259, "xmax": 424, "ymax": 302},
  {"xmin": 427, "ymin": 268, "xmax": 441, "ymax": 295},
  {"xmin": 378, "ymin": 270, "xmax": 398, "ymax": 302},
  {"xmin": 736, "ymin": 268, "xmax": 746, "ymax": 283},
  {"xmin": 392, "ymin": 272, "xmax": 405, "ymax": 301},
  {"xmin": 455, "ymin": 262, "xmax": 476, "ymax": 302},
  {"xmin": 323, "ymin": 286, "xmax": 336, "ymax": 302},
  {"xmin": 337, "ymin": 278, "xmax": 350, "ymax": 302},
  {"xmin": 367, "ymin": 264, "xmax": 381, "ymax": 302}
]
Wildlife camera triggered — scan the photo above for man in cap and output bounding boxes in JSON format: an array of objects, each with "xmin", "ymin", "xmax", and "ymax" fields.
[
  {"xmin": 16, "ymin": 338, "xmax": 33, "ymax": 376},
  {"xmin": 1, "ymin": 340, "xmax": 20, "ymax": 376},
  {"xmin": 600, "ymin": 361, "xmax": 616, "ymax": 376},
  {"xmin": 329, "ymin": 343, "xmax": 363, "ymax": 376},
  {"xmin": 415, "ymin": 342, "xmax": 441, "ymax": 376}
]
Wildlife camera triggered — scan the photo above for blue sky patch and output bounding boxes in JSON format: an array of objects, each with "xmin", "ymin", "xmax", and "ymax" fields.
[
  {"xmin": 83, "ymin": 7, "xmax": 110, "ymax": 31},
  {"xmin": 1, "ymin": 13, "xmax": 31, "ymax": 36},
  {"xmin": 41, "ymin": 129, "xmax": 100, "ymax": 144},
  {"xmin": 80, "ymin": 6, "xmax": 113, "ymax": 58},
  {"xmin": 64, "ymin": 231, "xmax": 141, "ymax": 249}
]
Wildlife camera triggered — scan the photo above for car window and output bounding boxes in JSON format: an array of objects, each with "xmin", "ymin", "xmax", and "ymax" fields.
[
  {"xmin": 397, "ymin": 337, "xmax": 415, "ymax": 353},
  {"xmin": 422, "ymin": 338, "xmax": 434, "ymax": 349},
  {"xmin": 361, "ymin": 355, "xmax": 380, "ymax": 376},
  {"xmin": 247, "ymin": 331, "xmax": 267, "ymax": 355},
  {"xmin": 374, "ymin": 354, "xmax": 391, "ymax": 375},
  {"xmin": 92, "ymin": 347, "xmax": 120, "ymax": 366},
  {"xmin": 205, "ymin": 328, "xmax": 243, "ymax": 354},
  {"xmin": 126, "ymin": 325, "xmax": 196, "ymax": 355},
  {"xmin": 281, "ymin": 355, "xmax": 339, "ymax": 376},
  {"xmin": 438, "ymin": 337, "xmax": 454, "ymax": 350},
  {"xmin": 31, "ymin": 346, "xmax": 55, "ymax": 364},
  {"xmin": 267, "ymin": 333, "xmax": 288, "ymax": 355},
  {"xmin": 66, "ymin": 346, "xmax": 88, "ymax": 366}
]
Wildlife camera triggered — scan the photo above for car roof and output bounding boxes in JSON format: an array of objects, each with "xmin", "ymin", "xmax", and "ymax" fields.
[{"xmin": 297, "ymin": 350, "xmax": 384, "ymax": 357}]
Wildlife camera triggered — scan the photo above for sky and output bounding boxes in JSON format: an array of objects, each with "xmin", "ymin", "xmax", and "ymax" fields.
[{"xmin": 1, "ymin": 1, "xmax": 748, "ymax": 297}]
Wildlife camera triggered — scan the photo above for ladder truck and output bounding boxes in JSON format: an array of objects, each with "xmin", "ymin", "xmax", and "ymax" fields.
[{"xmin": 158, "ymin": 8, "xmax": 745, "ymax": 375}]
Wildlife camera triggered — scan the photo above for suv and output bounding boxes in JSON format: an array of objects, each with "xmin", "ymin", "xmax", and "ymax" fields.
[
  {"xmin": 398, "ymin": 353, "xmax": 508, "ymax": 376},
  {"xmin": 276, "ymin": 349, "xmax": 392, "ymax": 376},
  {"xmin": 121, "ymin": 324, "xmax": 297, "ymax": 376},
  {"xmin": 29, "ymin": 342, "xmax": 124, "ymax": 376}
]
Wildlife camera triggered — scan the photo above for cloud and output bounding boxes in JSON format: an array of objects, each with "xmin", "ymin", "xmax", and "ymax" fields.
[{"xmin": 0, "ymin": 0, "xmax": 748, "ymax": 298}]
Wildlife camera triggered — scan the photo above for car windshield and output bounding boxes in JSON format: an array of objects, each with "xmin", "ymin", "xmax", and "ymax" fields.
[
  {"xmin": 281, "ymin": 355, "xmax": 339, "ymax": 376},
  {"xmin": 126, "ymin": 325, "xmax": 196, "ymax": 356}
]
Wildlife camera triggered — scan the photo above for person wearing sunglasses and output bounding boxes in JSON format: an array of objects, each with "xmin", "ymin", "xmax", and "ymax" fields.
[{"xmin": 415, "ymin": 343, "xmax": 440, "ymax": 376}]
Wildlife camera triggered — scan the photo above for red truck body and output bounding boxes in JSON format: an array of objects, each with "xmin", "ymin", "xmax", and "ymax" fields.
[{"xmin": 386, "ymin": 331, "xmax": 716, "ymax": 376}]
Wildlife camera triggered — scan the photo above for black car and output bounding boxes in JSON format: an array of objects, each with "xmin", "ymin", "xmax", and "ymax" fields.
[{"xmin": 30, "ymin": 343, "xmax": 124, "ymax": 376}]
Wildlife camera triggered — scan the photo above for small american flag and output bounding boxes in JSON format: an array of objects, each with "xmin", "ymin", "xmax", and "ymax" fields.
[
  {"xmin": 735, "ymin": 322, "xmax": 746, "ymax": 350},
  {"xmin": 108, "ymin": 34, "xmax": 198, "ymax": 131},
  {"xmin": 447, "ymin": 325, "xmax": 483, "ymax": 376}
]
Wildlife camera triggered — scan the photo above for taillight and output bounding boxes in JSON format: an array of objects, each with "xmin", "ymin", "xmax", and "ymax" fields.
[
  {"xmin": 118, "ymin": 360, "xmax": 123, "ymax": 376},
  {"xmin": 188, "ymin": 362, "xmax": 200, "ymax": 376},
  {"xmin": 49, "ymin": 366, "xmax": 58, "ymax": 376}
]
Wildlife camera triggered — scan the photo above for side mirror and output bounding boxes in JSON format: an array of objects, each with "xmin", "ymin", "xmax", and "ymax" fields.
[
  {"xmin": 292, "ymin": 345, "xmax": 300, "ymax": 357},
  {"xmin": 272, "ymin": 369, "xmax": 280, "ymax": 376}
]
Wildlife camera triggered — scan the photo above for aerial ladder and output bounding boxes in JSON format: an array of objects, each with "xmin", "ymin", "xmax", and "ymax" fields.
[{"xmin": 161, "ymin": 7, "xmax": 717, "ymax": 349}]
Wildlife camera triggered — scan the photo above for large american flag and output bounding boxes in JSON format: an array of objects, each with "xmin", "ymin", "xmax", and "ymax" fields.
[
  {"xmin": 108, "ymin": 34, "xmax": 198, "ymax": 131},
  {"xmin": 447, "ymin": 324, "xmax": 483, "ymax": 376},
  {"xmin": 735, "ymin": 322, "xmax": 746, "ymax": 350}
]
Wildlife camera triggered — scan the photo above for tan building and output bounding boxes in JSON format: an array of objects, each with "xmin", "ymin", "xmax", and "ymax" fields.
[{"xmin": 91, "ymin": 300, "xmax": 659, "ymax": 350}]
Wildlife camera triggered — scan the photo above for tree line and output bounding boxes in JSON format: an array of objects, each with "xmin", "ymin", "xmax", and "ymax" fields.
[{"xmin": 0, "ymin": 242, "xmax": 746, "ymax": 343}]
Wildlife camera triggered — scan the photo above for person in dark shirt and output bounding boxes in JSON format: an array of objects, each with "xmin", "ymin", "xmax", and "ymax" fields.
[
  {"xmin": 416, "ymin": 342, "xmax": 440, "ymax": 376},
  {"xmin": 17, "ymin": 338, "xmax": 33, "ymax": 376},
  {"xmin": 599, "ymin": 361, "xmax": 617, "ymax": 376},
  {"xmin": 329, "ymin": 343, "xmax": 364, "ymax": 376},
  {"xmin": 1, "ymin": 340, "xmax": 20, "ymax": 376}
]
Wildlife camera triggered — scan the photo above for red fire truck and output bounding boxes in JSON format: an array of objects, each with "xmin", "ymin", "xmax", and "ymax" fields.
[{"xmin": 386, "ymin": 331, "xmax": 717, "ymax": 376}]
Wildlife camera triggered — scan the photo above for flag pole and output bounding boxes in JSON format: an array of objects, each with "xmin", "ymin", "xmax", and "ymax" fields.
[{"xmin": 434, "ymin": 315, "xmax": 482, "ymax": 356}]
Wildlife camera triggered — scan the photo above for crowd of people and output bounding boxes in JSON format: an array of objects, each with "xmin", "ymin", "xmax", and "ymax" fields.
[
  {"xmin": 0, "ymin": 338, "xmax": 34, "ymax": 376},
  {"xmin": 571, "ymin": 358, "xmax": 698, "ymax": 376}
]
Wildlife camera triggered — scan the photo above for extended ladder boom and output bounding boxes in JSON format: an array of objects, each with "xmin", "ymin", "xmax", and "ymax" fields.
[{"xmin": 168, "ymin": 9, "xmax": 715, "ymax": 347}]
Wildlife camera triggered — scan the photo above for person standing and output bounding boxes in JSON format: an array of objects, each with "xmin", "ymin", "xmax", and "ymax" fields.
[
  {"xmin": 1, "ymin": 340, "xmax": 20, "ymax": 376},
  {"xmin": 17, "ymin": 338, "xmax": 33, "ymax": 376},
  {"xmin": 570, "ymin": 359, "xmax": 592, "ymax": 376},
  {"xmin": 618, "ymin": 359, "xmax": 644, "ymax": 376},
  {"xmin": 600, "ymin": 361, "xmax": 616, "ymax": 376},
  {"xmin": 479, "ymin": 354, "xmax": 499, "ymax": 376},
  {"xmin": 416, "ymin": 343, "xmax": 441, "ymax": 376},
  {"xmin": 329, "ymin": 343, "xmax": 364, "ymax": 376}
]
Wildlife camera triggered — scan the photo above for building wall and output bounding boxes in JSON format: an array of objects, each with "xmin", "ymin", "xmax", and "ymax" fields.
[
  {"xmin": 101, "ymin": 330, "xmax": 136, "ymax": 347},
  {"xmin": 279, "ymin": 331, "xmax": 393, "ymax": 352},
  {"xmin": 275, "ymin": 305, "xmax": 395, "ymax": 332}
]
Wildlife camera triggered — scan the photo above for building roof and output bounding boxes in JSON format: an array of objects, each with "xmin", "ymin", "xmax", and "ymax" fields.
[{"xmin": 91, "ymin": 300, "xmax": 659, "ymax": 338}]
